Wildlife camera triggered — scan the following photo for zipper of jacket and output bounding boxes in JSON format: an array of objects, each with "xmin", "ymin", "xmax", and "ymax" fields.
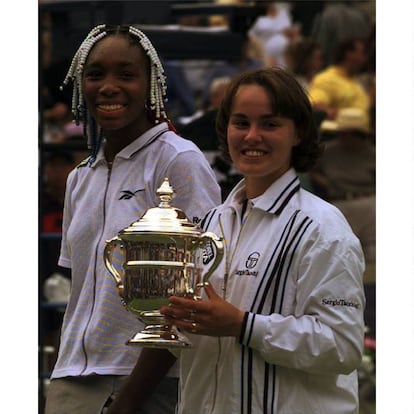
[
  {"xmin": 209, "ymin": 208, "xmax": 251, "ymax": 412},
  {"xmin": 220, "ymin": 203, "xmax": 252, "ymax": 300},
  {"xmin": 80, "ymin": 160, "xmax": 113, "ymax": 374}
]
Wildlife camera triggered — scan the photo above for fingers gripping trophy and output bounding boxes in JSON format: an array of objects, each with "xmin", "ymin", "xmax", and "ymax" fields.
[{"xmin": 104, "ymin": 178, "xmax": 224, "ymax": 348}]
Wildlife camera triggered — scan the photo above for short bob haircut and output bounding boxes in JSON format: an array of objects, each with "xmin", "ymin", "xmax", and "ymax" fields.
[{"xmin": 216, "ymin": 67, "xmax": 323, "ymax": 173}]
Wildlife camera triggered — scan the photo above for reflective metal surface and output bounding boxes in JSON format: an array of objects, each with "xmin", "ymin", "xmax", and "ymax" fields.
[{"xmin": 104, "ymin": 177, "xmax": 223, "ymax": 348}]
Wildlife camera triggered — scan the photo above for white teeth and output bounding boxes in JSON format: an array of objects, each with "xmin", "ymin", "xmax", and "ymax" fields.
[
  {"xmin": 244, "ymin": 150, "xmax": 265, "ymax": 156},
  {"xmin": 98, "ymin": 104, "xmax": 124, "ymax": 111}
]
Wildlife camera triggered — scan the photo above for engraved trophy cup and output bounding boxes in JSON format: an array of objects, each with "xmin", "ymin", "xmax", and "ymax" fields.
[{"xmin": 104, "ymin": 178, "xmax": 224, "ymax": 348}]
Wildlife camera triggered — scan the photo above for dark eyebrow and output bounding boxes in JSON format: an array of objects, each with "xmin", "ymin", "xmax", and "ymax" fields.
[
  {"xmin": 230, "ymin": 113, "xmax": 276, "ymax": 119},
  {"xmin": 84, "ymin": 61, "xmax": 137, "ymax": 68},
  {"xmin": 117, "ymin": 61, "xmax": 137, "ymax": 68}
]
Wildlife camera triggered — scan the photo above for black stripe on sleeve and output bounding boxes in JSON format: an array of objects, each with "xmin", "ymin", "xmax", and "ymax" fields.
[{"xmin": 238, "ymin": 311, "xmax": 250, "ymax": 344}]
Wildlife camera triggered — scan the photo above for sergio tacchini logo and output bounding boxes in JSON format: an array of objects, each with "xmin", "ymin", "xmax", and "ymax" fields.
[
  {"xmin": 235, "ymin": 251, "xmax": 260, "ymax": 277},
  {"xmin": 246, "ymin": 251, "xmax": 260, "ymax": 269}
]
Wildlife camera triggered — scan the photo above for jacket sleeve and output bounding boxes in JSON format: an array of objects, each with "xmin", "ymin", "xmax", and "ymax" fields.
[{"xmin": 239, "ymin": 231, "xmax": 366, "ymax": 375}]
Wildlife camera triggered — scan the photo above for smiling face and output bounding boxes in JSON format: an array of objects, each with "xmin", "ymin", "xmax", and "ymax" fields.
[
  {"xmin": 227, "ymin": 84, "xmax": 299, "ymax": 198},
  {"xmin": 82, "ymin": 34, "xmax": 152, "ymax": 143}
]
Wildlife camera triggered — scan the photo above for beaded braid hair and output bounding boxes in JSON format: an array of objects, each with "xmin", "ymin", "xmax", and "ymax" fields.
[{"xmin": 61, "ymin": 24, "xmax": 170, "ymax": 164}]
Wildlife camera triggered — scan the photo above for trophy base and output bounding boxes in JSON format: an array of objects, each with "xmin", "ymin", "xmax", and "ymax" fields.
[{"xmin": 127, "ymin": 325, "xmax": 193, "ymax": 349}]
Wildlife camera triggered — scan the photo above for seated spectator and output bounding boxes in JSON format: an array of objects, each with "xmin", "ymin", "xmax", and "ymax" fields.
[
  {"xmin": 163, "ymin": 59, "xmax": 198, "ymax": 123},
  {"xmin": 41, "ymin": 27, "xmax": 73, "ymax": 143},
  {"xmin": 309, "ymin": 107, "xmax": 375, "ymax": 283},
  {"xmin": 178, "ymin": 76, "xmax": 231, "ymax": 131},
  {"xmin": 42, "ymin": 151, "xmax": 76, "ymax": 233},
  {"xmin": 208, "ymin": 0, "xmax": 245, "ymax": 28},
  {"xmin": 200, "ymin": 36, "xmax": 264, "ymax": 109},
  {"xmin": 178, "ymin": 76, "xmax": 241, "ymax": 199},
  {"xmin": 284, "ymin": 37, "xmax": 323, "ymax": 91},
  {"xmin": 311, "ymin": 1, "xmax": 371, "ymax": 67},
  {"xmin": 248, "ymin": 1, "xmax": 301, "ymax": 67},
  {"xmin": 308, "ymin": 37, "xmax": 371, "ymax": 122},
  {"xmin": 41, "ymin": 150, "xmax": 76, "ymax": 302},
  {"xmin": 62, "ymin": 122, "xmax": 90, "ymax": 164}
]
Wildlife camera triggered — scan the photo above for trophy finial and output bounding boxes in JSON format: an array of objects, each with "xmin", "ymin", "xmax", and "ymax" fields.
[{"xmin": 157, "ymin": 177, "xmax": 175, "ymax": 206}]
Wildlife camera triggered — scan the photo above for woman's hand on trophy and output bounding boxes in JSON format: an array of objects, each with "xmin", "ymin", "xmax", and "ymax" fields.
[{"xmin": 160, "ymin": 283, "xmax": 245, "ymax": 338}]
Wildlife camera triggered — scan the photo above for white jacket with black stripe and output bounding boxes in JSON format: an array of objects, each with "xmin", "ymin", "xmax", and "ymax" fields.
[{"xmin": 177, "ymin": 168, "xmax": 366, "ymax": 414}]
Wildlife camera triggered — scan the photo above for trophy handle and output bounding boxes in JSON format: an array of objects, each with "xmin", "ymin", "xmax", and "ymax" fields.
[
  {"xmin": 104, "ymin": 236, "xmax": 125, "ymax": 298},
  {"xmin": 198, "ymin": 232, "xmax": 224, "ymax": 287}
]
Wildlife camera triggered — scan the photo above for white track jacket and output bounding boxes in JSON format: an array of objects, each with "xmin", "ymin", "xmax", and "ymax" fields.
[{"xmin": 177, "ymin": 168, "xmax": 366, "ymax": 414}]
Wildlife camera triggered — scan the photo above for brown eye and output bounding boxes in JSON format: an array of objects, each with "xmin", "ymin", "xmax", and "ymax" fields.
[
  {"xmin": 119, "ymin": 71, "xmax": 135, "ymax": 79},
  {"xmin": 263, "ymin": 121, "xmax": 279, "ymax": 129},
  {"xmin": 84, "ymin": 70, "xmax": 102, "ymax": 80}
]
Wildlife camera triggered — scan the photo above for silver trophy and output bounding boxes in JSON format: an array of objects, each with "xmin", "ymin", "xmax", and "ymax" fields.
[{"xmin": 104, "ymin": 178, "xmax": 223, "ymax": 348}]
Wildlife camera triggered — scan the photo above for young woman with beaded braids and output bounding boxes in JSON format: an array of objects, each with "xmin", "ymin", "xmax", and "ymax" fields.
[{"xmin": 44, "ymin": 24, "xmax": 221, "ymax": 414}]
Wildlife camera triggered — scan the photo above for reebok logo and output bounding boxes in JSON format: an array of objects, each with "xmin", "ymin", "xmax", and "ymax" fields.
[{"xmin": 119, "ymin": 189, "xmax": 144, "ymax": 200}]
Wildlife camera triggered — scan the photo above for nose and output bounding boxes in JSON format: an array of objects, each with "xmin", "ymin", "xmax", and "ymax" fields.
[
  {"xmin": 98, "ymin": 77, "xmax": 120, "ymax": 97},
  {"xmin": 244, "ymin": 124, "xmax": 262, "ymax": 142}
]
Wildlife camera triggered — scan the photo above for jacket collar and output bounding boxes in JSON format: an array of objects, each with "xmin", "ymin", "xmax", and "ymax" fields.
[
  {"xmin": 223, "ymin": 168, "xmax": 301, "ymax": 216},
  {"xmin": 87, "ymin": 122, "xmax": 169, "ymax": 167}
]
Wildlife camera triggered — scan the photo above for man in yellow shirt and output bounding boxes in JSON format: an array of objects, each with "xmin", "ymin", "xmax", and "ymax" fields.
[{"xmin": 308, "ymin": 38, "xmax": 370, "ymax": 121}]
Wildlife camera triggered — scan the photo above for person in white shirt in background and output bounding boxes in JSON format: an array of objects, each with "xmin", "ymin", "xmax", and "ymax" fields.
[{"xmin": 248, "ymin": 1, "xmax": 301, "ymax": 67}]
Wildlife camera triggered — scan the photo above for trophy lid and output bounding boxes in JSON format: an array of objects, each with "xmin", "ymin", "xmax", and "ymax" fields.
[{"xmin": 119, "ymin": 177, "xmax": 202, "ymax": 237}]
